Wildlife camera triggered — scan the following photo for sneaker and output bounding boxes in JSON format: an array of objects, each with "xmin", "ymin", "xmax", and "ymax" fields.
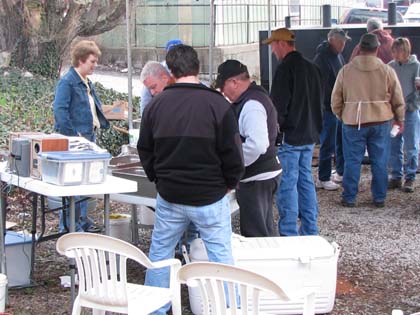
[
  {"xmin": 331, "ymin": 173, "xmax": 343, "ymax": 183},
  {"xmin": 388, "ymin": 178, "xmax": 402, "ymax": 189},
  {"xmin": 341, "ymin": 199, "xmax": 355, "ymax": 207},
  {"xmin": 403, "ymin": 179, "xmax": 415, "ymax": 193},
  {"xmin": 317, "ymin": 180, "xmax": 340, "ymax": 191},
  {"xmin": 373, "ymin": 200, "xmax": 385, "ymax": 208},
  {"xmin": 84, "ymin": 224, "xmax": 102, "ymax": 233}
]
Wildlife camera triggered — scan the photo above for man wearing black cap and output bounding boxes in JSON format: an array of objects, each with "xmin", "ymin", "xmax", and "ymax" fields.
[
  {"xmin": 215, "ymin": 60, "xmax": 281, "ymax": 237},
  {"xmin": 263, "ymin": 28, "xmax": 323, "ymax": 236},
  {"xmin": 313, "ymin": 28, "xmax": 351, "ymax": 191},
  {"xmin": 332, "ymin": 33, "xmax": 405, "ymax": 208}
]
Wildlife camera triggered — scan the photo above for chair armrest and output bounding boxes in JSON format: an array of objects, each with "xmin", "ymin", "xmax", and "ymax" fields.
[{"xmin": 151, "ymin": 258, "xmax": 181, "ymax": 269}]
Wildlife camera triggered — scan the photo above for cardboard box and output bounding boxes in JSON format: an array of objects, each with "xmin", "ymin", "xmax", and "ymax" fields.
[
  {"xmin": 29, "ymin": 135, "xmax": 69, "ymax": 179},
  {"xmin": 187, "ymin": 235, "xmax": 340, "ymax": 314},
  {"xmin": 102, "ymin": 100, "xmax": 128, "ymax": 120},
  {"xmin": 8, "ymin": 131, "xmax": 45, "ymax": 152}
]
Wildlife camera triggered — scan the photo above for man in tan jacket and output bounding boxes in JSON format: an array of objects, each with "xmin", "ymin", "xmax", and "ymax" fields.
[{"xmin": 332, "ymin": 33, "xmax": 405, "ymax": 208}]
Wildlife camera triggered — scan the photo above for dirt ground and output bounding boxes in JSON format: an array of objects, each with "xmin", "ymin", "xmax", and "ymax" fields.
[{"xmin": 2, "ymin": 164, "xmax": 420, "ymax": 315}]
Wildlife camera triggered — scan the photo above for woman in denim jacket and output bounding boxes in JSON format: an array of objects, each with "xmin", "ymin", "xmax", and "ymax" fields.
[{"xmin": 53, "ymin": 40, "xmax": 109, "ymax": 232}]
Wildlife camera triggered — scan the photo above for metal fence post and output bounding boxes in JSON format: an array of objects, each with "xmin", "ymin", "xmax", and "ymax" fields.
[
  {"xmin": 285, "ymin": 16, "xmax": 291, "ymax": 28},
  {"xmin": 388, "ymin": 2, "xmax": 397, "ymax": 25},
  {"xmin": 322, "ymin": 4, "xmax": 332, "ymax": 27},
  {"xmin": 247, "ymin": 4, "xmax": 250, "ymax": 44}
]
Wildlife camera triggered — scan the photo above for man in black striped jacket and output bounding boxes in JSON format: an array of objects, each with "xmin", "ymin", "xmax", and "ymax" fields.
[{"xmin": 137, "ymin": 44, "xmax": 244, "ymax": 315}]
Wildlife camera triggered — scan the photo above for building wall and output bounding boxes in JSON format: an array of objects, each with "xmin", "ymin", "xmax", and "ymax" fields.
[{"xmin": 98, "ymin": 44, "xmax": 260, "ymax": 80}]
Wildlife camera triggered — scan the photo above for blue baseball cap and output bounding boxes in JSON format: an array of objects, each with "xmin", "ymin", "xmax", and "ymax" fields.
[{"xmin": 165, "ymin": 39, "xmax": 183, "ymax": 51}]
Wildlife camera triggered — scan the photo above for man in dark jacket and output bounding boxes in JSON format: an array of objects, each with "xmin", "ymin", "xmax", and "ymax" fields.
[
  {"xmin": 263, "ymin": 28, "xmax": 323, "ymax": 236},
  {"xmin": 313, "ymin": 28, "xmax": 351, "ymax": 190},
  {"xmin": 137, "ymin": 45, "xmax": 244, "ymax": 315},
  {"xmin": 215, "ymin": 60, "xmax": 281, "ymax": 237}
]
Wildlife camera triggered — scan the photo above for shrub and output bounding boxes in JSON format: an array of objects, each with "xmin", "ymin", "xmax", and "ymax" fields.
[{"xmin": 0, "ymin": 68, "xmax": 138, "ymax": 156}]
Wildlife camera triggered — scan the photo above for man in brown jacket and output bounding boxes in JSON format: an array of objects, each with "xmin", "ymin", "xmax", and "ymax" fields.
[{"xmin": 332, "ymin": 33, "xmax": 405, "ymax": 208}]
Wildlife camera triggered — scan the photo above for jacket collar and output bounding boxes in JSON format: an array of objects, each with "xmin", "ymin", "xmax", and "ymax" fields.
[
  {"xmin": 68, "ymin": 67, "xmax": 92, "ymax": 86},
  {"xmin": 164, "ymin": 82, "xmax": 223, "ymax": 96},
  {"xmin": 233, "ymin": 82, "xmax": 267, "ymax": 105}
]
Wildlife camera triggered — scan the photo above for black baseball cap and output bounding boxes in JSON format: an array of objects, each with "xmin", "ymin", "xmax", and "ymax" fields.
[{"xmin": 215, "ymin": 60, "xmax": 249, "ymax": 89}]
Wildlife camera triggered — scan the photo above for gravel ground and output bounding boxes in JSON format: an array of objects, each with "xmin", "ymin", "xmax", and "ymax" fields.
[{"xmin": 3, "ymin": 164, "xmax": 420, "ymax": 315}]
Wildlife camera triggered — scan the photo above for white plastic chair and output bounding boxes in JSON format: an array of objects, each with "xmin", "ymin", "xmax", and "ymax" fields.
[
  {"xmin": 392, "ymin": 311, "xmax": 420, "ymax": 315},
  {"xmin": 56, "ymin": 233, "xmax": 181, "ymax": 315},
  {"xmin": 178, "ymin": 262, "xmax": 315, "ymax": 315}
]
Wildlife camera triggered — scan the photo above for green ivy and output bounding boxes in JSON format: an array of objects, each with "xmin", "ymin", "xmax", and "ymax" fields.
[
  {"xmin": 25, "ymin": 41, "xmax": 61, "ymax": 78},
  {"xmin": 0, "ymin": 68, "xmax": 139, "ymax": 156}
]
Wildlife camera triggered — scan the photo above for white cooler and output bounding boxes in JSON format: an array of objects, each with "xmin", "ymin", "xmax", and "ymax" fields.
[{"xmin": 185, "ymin": 235, "xmax": 340, "ymax": 315}]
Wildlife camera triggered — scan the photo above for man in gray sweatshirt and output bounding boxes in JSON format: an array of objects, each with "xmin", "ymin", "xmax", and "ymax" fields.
[{"xmin": 388, "ymin": 37, "xmax": 420, "ymax": 192}]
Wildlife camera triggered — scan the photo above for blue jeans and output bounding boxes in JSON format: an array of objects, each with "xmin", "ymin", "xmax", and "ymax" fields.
[
  {"xmin": 318, "ymin": 111, "xmax": 344, "ymax": 180},
  {"xmin": 145, "ymin": 194, "xmax": 233, "ymax": 315},
  {"xmin": 276, "ymin": 143, "xmax": 318, "ymax": 236},
  {"xmin": 336, "ymin": 120, "xmax": 344, "ymax": 176},
  {"xmin": 59, "ymin": 134, "xmax": 96, "ymax": 232},
  {"xmin": 342, "ymin": 121, "xmax": 391, "ymax": 203},
  {"xmin": 58, "ymin": 197, "xmax": 94, "ymax": 232},
  {"xmin": 389, "ymin": 110, "xmax": 420, "ymax": 181}
]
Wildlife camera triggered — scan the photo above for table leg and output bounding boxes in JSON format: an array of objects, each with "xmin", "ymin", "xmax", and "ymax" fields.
[
  {"xmin": 69, "ymin": 197, "xmax": 76, "ymax": 311},
  {"xmin": 104, "ymin": 194, "xmax": 110, "ymax": 236},
  {"xmin": 131, "ymin": 204, "xmax": 139, "ymax": 245},
  {"xmin": 30, "ymin": 193, "xmax": 38, "ymax": 281},
  {"xmin": 0, "ymin": 181, "xmax": 7, "ymax": 304},
  {"xmin": 0, "ymin": 181, "xmax": 6, "ymax": 275}
]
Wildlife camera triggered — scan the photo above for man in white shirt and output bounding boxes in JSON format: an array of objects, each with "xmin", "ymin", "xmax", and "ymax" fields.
[{"xmin": 215, "ymin": 60, "xmax": 281, "ymax": 236}]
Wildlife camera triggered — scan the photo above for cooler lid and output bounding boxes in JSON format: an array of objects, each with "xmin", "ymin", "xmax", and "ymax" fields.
[
  {"xmin": 5, "ymin": 231, "xmax": 32, "ymax": 246},
  {"xmin": 39, "ymin": 150, "xmax": 111, "ymax": 161},
  {"xmin": 232, "ymin": 236, "xmax": 335, "ymax": 260}
]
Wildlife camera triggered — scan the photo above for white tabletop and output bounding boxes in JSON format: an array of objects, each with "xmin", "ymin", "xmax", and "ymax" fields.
[
  {"xmin": 106, "ymin": 190, "xmax": 240, "ymax": 215},
  {"xmin": 0, "ymin": 171, "xmax": 137, "ymax": 197}
]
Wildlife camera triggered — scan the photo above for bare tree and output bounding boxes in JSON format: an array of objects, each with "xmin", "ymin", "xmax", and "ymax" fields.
[{"xmin": 0, "ymin": 0, "xmax": 129, "ymax": 77}]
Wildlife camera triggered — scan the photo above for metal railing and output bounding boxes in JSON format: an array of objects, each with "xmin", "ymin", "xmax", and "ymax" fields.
[{"xmin": 97, "ymin": 0, "xmax": 352, "ymax": 48}]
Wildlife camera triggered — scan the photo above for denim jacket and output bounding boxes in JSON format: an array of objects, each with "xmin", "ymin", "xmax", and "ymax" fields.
[{"xmin": 53, "ymin": 67, "xmax": 109, "ymax": 141}]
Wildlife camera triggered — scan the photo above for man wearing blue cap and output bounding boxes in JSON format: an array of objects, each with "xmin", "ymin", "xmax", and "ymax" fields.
[
  {"xmin": 165, "ymin": 38, "xmax": 183, "ymax": 51},
  {"xmin": 139, "ymin": 39, "xmax": 183, "ymax": 115}
]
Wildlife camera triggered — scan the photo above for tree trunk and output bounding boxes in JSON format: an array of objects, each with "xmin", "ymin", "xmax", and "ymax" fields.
[{"xmin": 0, "ymin": 0, "xmax": 129, "ymax": 78}]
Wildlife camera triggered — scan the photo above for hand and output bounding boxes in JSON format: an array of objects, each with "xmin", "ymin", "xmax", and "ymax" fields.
[
  {"xmin": 415, "ymin": 77, "xmax": 420, "ymax": 90},
  {"xmin": 393, "ymin": 121, "xmax": 404, "ymax": 135}
]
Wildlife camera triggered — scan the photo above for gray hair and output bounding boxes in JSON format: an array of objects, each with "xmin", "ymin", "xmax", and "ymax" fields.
[
  {"xmin": 140, "ymin": 61, "xmax": 170, "ymax": 83},
  {"xmin": 367, "ymin": 18, "xmax": 383, "ymax": 32}
]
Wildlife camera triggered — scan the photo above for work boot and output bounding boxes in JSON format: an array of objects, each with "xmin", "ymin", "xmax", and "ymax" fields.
[
  {"xmin": 388, "ymin": 178, "xmax": 402, "ymax": 189},
  {"xmin": 341, "ymin": 199, "xmax": 355, "ymax": 207},
  {"xmin": 373, "ymin": 200, "xmax": 385, "ymax": 208},
  {"xmin": 403, "ymin": 179, "xmax": 415, "ymax": 193}
]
